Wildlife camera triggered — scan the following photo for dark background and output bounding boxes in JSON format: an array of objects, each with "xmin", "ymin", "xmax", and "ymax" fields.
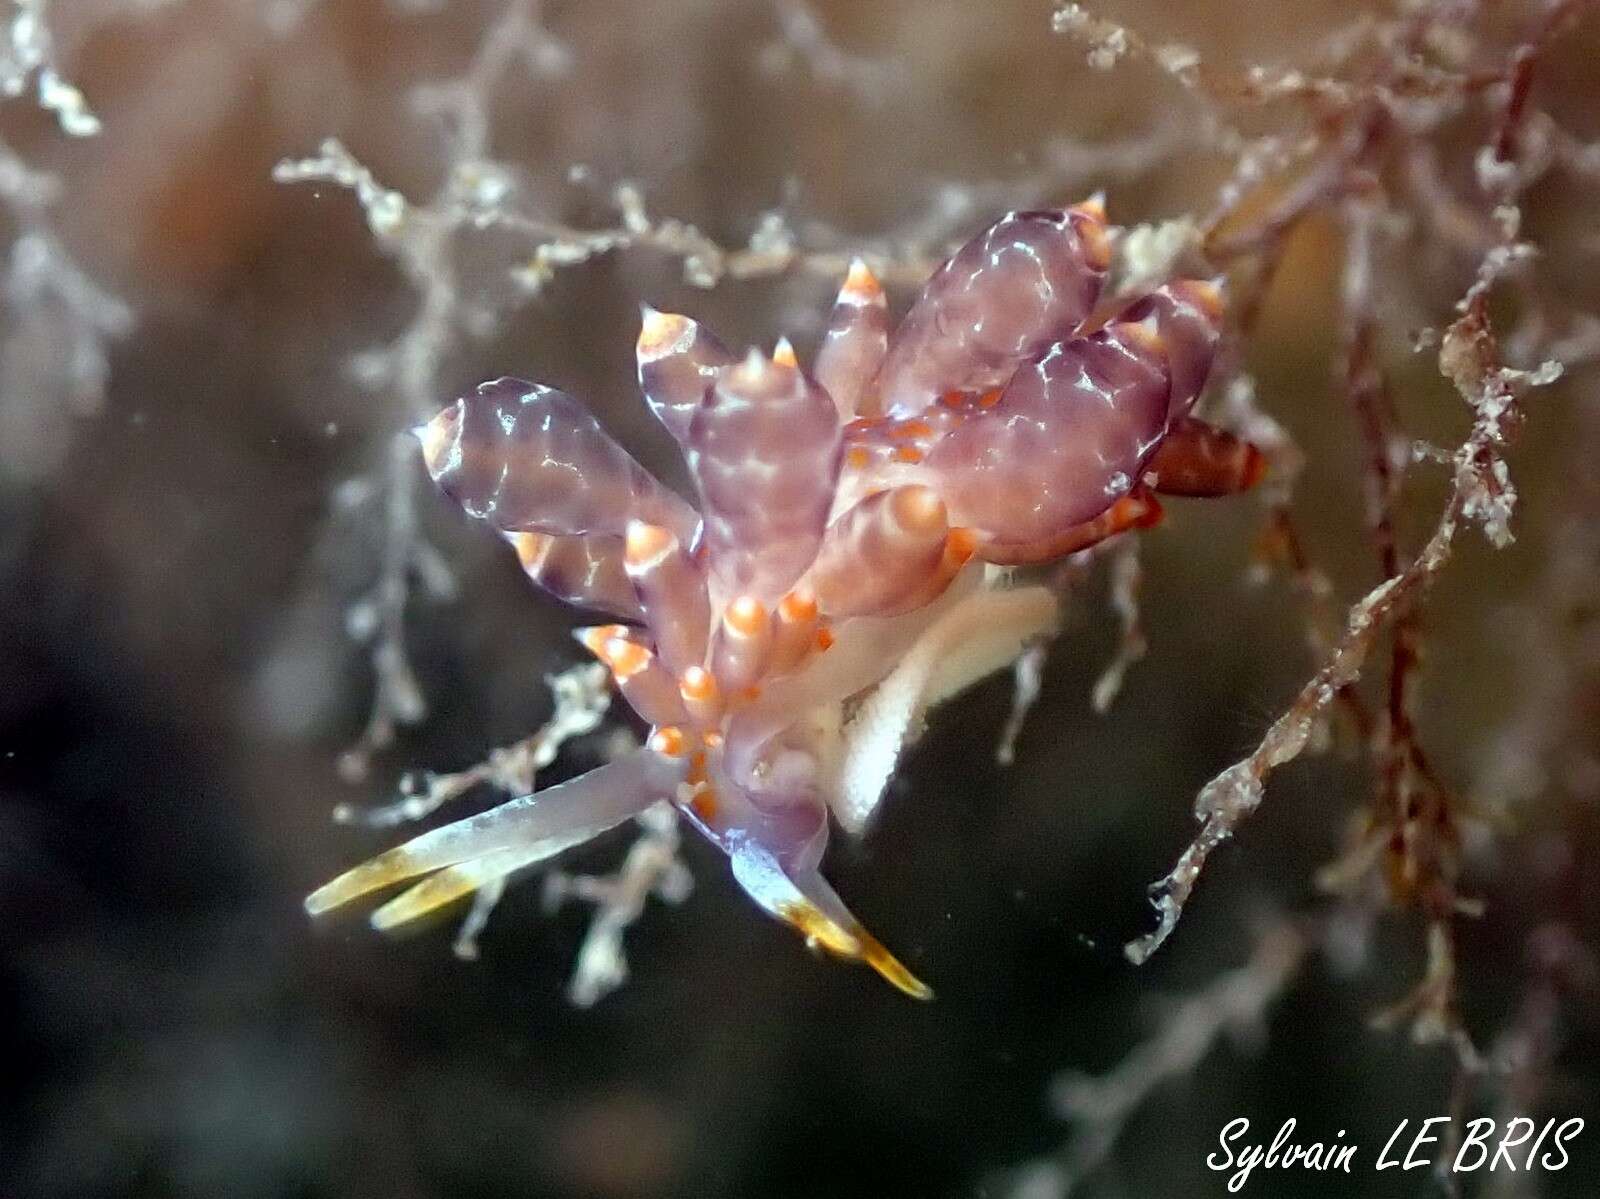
[{"xmin": 3, "ymin": 1, "xmax": 1598, "ymax": 1195}]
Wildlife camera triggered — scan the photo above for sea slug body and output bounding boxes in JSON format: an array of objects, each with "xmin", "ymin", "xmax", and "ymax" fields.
[{"xmin": 307, "ymin": 201, "xmax": 1264, "ymax": 996}]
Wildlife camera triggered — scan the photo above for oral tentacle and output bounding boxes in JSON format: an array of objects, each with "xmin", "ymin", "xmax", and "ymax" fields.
[
  {"xmin": 305, "ymin": 748, "xmax": 685, "ymax": 917},
  {"xmin": 369, "ymin": 839, "xmax": 591, "ymax": 930},
  {"xmin": 727, "ymin": 838, "xmax": 932, "ymax": 1000}
]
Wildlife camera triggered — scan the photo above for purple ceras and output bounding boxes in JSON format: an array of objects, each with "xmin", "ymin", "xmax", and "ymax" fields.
[{"xmin": 306, "ymin": 199, "xmax": 1265, "ymax": 997}]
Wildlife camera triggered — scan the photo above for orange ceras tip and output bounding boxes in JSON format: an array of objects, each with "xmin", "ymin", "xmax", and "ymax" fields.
[
  {"xmin": 648, "ymin": 726, "xmax": 687, "ymax": 757},
  {"xmin": 772, "ymin": 337, "xmax": 799, "ymax": 368},
  {"xmin": 1113, "ymin": 316, "xmax": 1166, "ymax": 358},
  {"xmin": 1071, "ymin": 190, "xmax": 1107, "ymax": 222},
  {"xmin": 679, "ymin": 665, "xmax": 718, "ymax": 702},
  {"xmin": 730, "ymin": 346, "xmax": 773, "ymax": 387},
  {"xmin": 1241, "ymin": 442, "xmax": 1269, "ymax": 490},
  {"xmin": 778, "ymin": 587, "xmax": 818, "ymax": 624},
  {"xmin": 575, "ymin": 624, "xmax": 630, "ymax": 661},
  {"xmin": 842, "ymin": 257, "xmax": 883, "ymax": 301},
  {"xmin": 624, "ymin": 519, "xmax": 673, "ymax": 564},
  {"xmin": 605, "ymin": 635, "xmax": 652, "ymax": 678},
  {"xmin": 637, "ymin": 306, "xmax": 691, "ymax": 360},
  {"xmin": 508, "ymin": 530, "xmax": 551, "ymax": 568},
  {"xmin": 1118, "ymin": 490, "xmax": 1164, "ymax": 529},
  {"xmin": 947, "ymin": 527, "xmax": 979, "ymax": 563},
  {"xmin": 413, "ymin": 405, "xmax": 460, "ymax": 475},
  {"xmin": 1176, "ymin": 276, "xmax": 1226, "ymax": 320},
  {"xmin": 814, "ymin": 627, "xmax": 835, "ymax": 651},
  {"xmin": 724, "ymin": 595, "xmax": 768, "ymax": 638},
  {"xmin": 892, "ymin": 484, "xmax": 946, "ymax": 533},
  {"xmin": 1075, "ymin": 215, "xmax": 1112, "ymax": 271}
]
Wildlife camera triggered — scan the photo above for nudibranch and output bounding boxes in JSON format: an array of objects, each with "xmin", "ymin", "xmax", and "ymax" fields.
[{"xmin": 306, "ymin": 201, "xmax": 1265, "ymax": 997}]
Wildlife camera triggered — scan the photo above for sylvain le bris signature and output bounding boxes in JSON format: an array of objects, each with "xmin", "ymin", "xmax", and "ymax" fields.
[{"xmin": 1209, "ymin": 1116, "xmax": 1584, "ymax": 1192}]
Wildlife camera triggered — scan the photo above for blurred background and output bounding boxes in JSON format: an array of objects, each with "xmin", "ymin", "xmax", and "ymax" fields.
[{"xmin": 3, "ymin": 0, "xmax": 1598, "ymax": 1195}]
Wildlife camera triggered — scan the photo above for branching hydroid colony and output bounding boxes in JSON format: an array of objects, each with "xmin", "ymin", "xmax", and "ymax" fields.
[{"xmin": 306, "ymin": 201, "xmax": 1263, "ymax": 995}]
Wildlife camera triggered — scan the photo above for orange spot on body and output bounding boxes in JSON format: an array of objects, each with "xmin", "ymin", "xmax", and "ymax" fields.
[
  {"xmin": 649, "ymin": 726, "xmax": 686, "ymax": 757},
  {"xmin": 624, "ymin": 521, "xmax": 672, "ymax": 564},
  {"xmin": 779, "ymin": 588, "xmax": 818, "ymax": 623},
  {"xmin": 725, "ymin": 596, "xmax": 768, "ymax": 637},
  {"xmin": 605, "ymin": 637, "xmax": 651, "ymax": 679},
  {"xmin": 888, "ymin": 420, "xmax": 933, "ymax": 441},
  {"xmin": 978, "ymin": 388, "xmax": 1002, "ymax": 408},
  {"xmin": 842, "ymin": 258, "xmax": 883, "ymax": 301},
  {"xmin": 680, "ymin": 665, "xmax": 718, "ymax": 702},
  {"xmin": 578, "ymin": 624, "xmax": 631, "ymax": 661},
  {"xmin": 847, "ymin": 447, "xmax": 871, "ymax": 471},
  {"xmin": 893, "ymin": 445, "xmax": 924, "ymax": 464},
  {"xmin": 815, "ymin": 627, "xmax": 835, "ymax": 651},
  {"xmin": 637, "ymin": 308, "xmax": 691, "ymax": 360}
]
